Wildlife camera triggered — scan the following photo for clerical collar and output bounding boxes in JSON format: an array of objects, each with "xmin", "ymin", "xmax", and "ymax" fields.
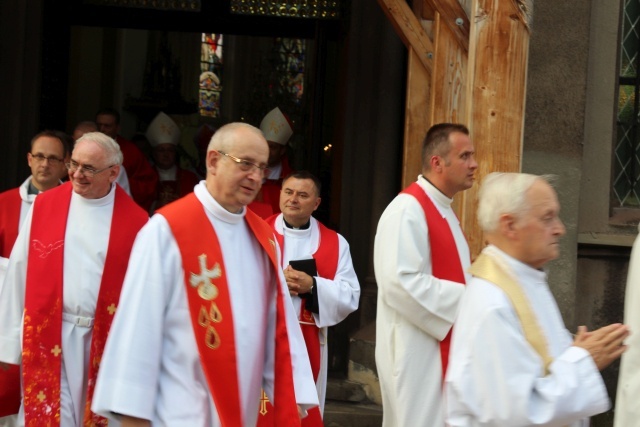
[
  {"xmin": 422, "ymin": 176, "xmax": 449, "ymax": 198},
  {"xmin": 27, "ymin": 181, "xmax": 41, "ymax": 195},
  {"xmin": 283, "ymin": 217, "xmax": 311, "ymax": 230}
]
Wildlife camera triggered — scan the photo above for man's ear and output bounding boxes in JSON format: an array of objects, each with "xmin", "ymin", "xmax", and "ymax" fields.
[
  {"xmin": 108, "ymin": 164, "xmax": 121, "ymax": 183},
  {"xmin": 206, "ymin": 150, "xmax": 220, "ymax": 174},
  {"xmin": 498, "ymin": 213, "xmax": 518, "ymax": 238},
  {"xmin": 429, "ymin": 155, "xmax": 442, "ymax": 171}
]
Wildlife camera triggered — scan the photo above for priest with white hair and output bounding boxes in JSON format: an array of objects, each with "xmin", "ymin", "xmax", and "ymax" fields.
[
  {"xmin": 445, "ymin": 172, "xmax": 629, "ymax": 427},
  {"xmin": 0, "ymin": 132, "xmax": 148, "ymax": 426}
]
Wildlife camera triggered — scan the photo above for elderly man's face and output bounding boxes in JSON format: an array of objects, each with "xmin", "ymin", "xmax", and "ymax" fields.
[
  {"xmin": 68, "ymin": 139, "xmax": 119, "ymax": 199},
  {"xmin": 207, "ymin": 128, "xmax": 269, "ymax": 213},
  {"xmin": 28, "ymin": 136, "xmax": 67, "ymax": 191},
  {"xmin": 514, "ymin": 180, "xmax": 566, "ymax": 269}
]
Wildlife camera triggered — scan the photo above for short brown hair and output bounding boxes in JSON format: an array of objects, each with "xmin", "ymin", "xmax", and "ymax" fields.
[{"xmin": 421, "ymin": 123, "xmax": 469, "ymax": 171}]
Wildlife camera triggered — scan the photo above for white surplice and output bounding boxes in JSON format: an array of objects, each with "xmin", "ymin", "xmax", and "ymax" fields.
[
  {"xmin": 614, "ymin": 225, "xmax": 640, "ymax": 427},
  {"xmin": 374, "ymin": 176, "xmax": 469, "ymax": 427},
  {"xmin": 92, "ymin": 182, "xmax": 318, "ymax": 427},
  {"xmin": 0, "ymin": 176, "xmax": 37, "ymax": 289},
  {"xmin": 271, "ymin": 213, "xmax": 360, "ymax": 413},
  {"xmin": 445, "ymin": 245, "xmax": 610, "ymax": 427},
  {"xmin": 0, "ymin": 184, "xmax": 117, "ymax": 427}
]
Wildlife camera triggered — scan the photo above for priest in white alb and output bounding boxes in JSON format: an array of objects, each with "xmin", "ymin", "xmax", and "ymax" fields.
[
  {"xmin": 91, "ymin": 122, "xmax": 318, "ymax": 427},
  {"xmin": 258, "ymin": 171, "xmax": 360, "ymax": 426},
  {"xmin": 445, "ymin": 172, "xmax": 629, "ymax": 427},
  {"xmin": 374, "ymin": 123, "xmax": 478, "ymax": 427},
  {"xmin": 0, "ymin": 132, "xmax": 148, "ymax": 426},
  {"xmin": 0, "ymin": 130, "xmax": 70, "ymax": 425}
]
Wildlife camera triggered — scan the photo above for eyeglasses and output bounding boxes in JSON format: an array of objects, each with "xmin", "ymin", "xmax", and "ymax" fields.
[
  {"xmin": 217, "ymin": 151, "xmax": 271, "ymax": 177},
  {"xmin": 30, "ymin": 153, "xmax": 64, "ymax": 165},
  {"xmin": 66, "ymin": 160, "xmax": 115, "ymax": 178}
]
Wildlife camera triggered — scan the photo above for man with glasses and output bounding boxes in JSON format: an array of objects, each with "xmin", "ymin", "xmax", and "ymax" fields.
[
  {"xmin": 0, "ymin": 129, "xmax": 70, "ymax": 425},
  {"xmin": 0, "ymin": 132, "xmax": 148, "ymax": 426},
  {"xmin": 92, "ymin": 122, "xmax": 318, "ymax": 426}
]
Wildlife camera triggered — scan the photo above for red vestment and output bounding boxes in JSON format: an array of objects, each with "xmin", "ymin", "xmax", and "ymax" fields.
[
  {"xmin": 257, "ymin": 215, "xmax": 340, "ymax": 427},
  {"xmin": 21, "ymin": 183, "xmax": 148, "ymax": 427},
  {"xmin": 154, "ymin": 167, "xmax": 200, "ymax": 211},
  {"xmin": 0, "ymin": 187, "xmax": 23, "ymax": 417},
  {"xmin": 159, "ymin": 194, "xmax": 300, "ymax": 427},
  {"xmin": 116, "ymin": 135, "xmax": 159, "ymax": 211},
  {"xmin": 401, "ymin": 182, "xmax": 466, "ymax": 377}
]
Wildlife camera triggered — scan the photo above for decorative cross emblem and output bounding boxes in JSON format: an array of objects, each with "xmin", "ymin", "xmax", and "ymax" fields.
[
  {"xmin": 189, "ymin": 254, "xmax": 221, "ymax": 301},
  {"xmin": 51, "ymin": 345, "xmax": 62, "ymax": 357},
  {"xmin": 107, "ymin": 303, "xmax": 117, "ymax": 315},
  {"xmin": 191, "ymin": 254, "xmax": 223, "ymax": 349},
  {"xmin": 259, "ymin": 390, "xmax": 270, "ymax": 415},
  {"xmin": 37, "ymin": 391, "xmax": 46, "ymax": 402}
]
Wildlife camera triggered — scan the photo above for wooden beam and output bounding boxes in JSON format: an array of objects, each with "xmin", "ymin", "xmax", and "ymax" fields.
[
  {"xmin": 401, "ymin": 47, "xmax": 433, "ymax": 188},
  {"xmin": 462, "ymin": 0, "xmax": 531, "ymax": 257},
  {"xmin": 377, "ymin": 0, "xmax": 435, "ymax": 75},
  {"xmin": 423, "ymin": 0, "xmax": 470, "ymax": 52}
]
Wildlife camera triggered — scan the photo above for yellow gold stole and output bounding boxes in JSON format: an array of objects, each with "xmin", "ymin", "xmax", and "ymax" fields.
[{"xmin": 468, "ymin": 251, "xmax": 553, "ymax": 374}]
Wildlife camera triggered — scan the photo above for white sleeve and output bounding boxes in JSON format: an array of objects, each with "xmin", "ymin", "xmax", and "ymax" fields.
[
  {"xmin": 374, "ymin": 195, "xmax": 465, "ymax": 340},
  {"xmin": 614, "ymin": 230, "xmax": 640, "ymax": 427},
  {"xmin": 446, "ymin": 283, "xmax": 609, "ymax": 427},
  {"xmin": 0, "ymin": 206, "xmax": 33, "ymax": 364},
  {"xmin": 314, "ymin": 234, "xmax": 360, "ymax": 328}
]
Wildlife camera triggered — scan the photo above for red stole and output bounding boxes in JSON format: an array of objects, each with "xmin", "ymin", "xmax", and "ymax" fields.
[
  {"xmin": 159, "ymin": 194, "xmax": 299, "ymax": 427},
  {"xmin": 22, "ymin": 183, "xmax": 148, "ymax": 427},
  {"xmin": 0, "ymin": 188, "xmax": 22, "ymax": 417},
  {"xmin": 259, "ymin": 214, "xmax": 339, "ymax": 427},
  {"xmin": 0, "ymin": 187, "xmax": 21, "ymax": 258},
  {"xmin": 401, "ymin": 182, "xmax": 466, "ymax": 378}
]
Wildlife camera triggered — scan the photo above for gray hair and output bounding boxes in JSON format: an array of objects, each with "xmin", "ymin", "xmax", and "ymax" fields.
[
  {"xmin": 477, "ymin": 172, "xmax": 555, "ymax": 232},
  {"xmin": 207, "ymin": 122, "xmax": 264, "ymax": 153},
  {"xmin": 75, "ymin": 132, "xmax": 123, "ymax": 165}
]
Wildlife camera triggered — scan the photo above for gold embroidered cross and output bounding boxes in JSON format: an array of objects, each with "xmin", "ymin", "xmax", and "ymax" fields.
[
  {"xmin": 107, "ymin": 303, "xmax": 117, "ymax": 315},
  {"xmin": 190, "ymin": 254, "xmax": 221, "ymax": 301},
  {"xmin": 51, "ymin": 345, "xmax": 62, "ymax": 357},
  {"xmin": 259, "ymin": 390, "xmax": 270, "ymax": 415},
  {"xmin": 37, "ymin": 391, "xmax": 46, "ymax": 402}
]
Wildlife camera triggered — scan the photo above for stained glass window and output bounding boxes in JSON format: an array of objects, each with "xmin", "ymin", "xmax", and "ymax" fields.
[
  {"xmin": 614, "ymin": 0, "xmax": 640, "ymax": 206},
  {"xmin": 200, "ymin": 34, "xmax": 223, "ymax": 118},
  {"xmin": 277, "ymin": 38, "xmax": 305, "ymax": 103}
]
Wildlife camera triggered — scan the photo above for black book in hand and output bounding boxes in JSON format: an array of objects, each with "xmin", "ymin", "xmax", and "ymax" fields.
[
  {"xmin": 288, "ymin": 258, "xmax": 317, "ymax": 276},
  {"xmin": 288, "ymin": 259, "xmax": 317, "ymax": 302}
]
